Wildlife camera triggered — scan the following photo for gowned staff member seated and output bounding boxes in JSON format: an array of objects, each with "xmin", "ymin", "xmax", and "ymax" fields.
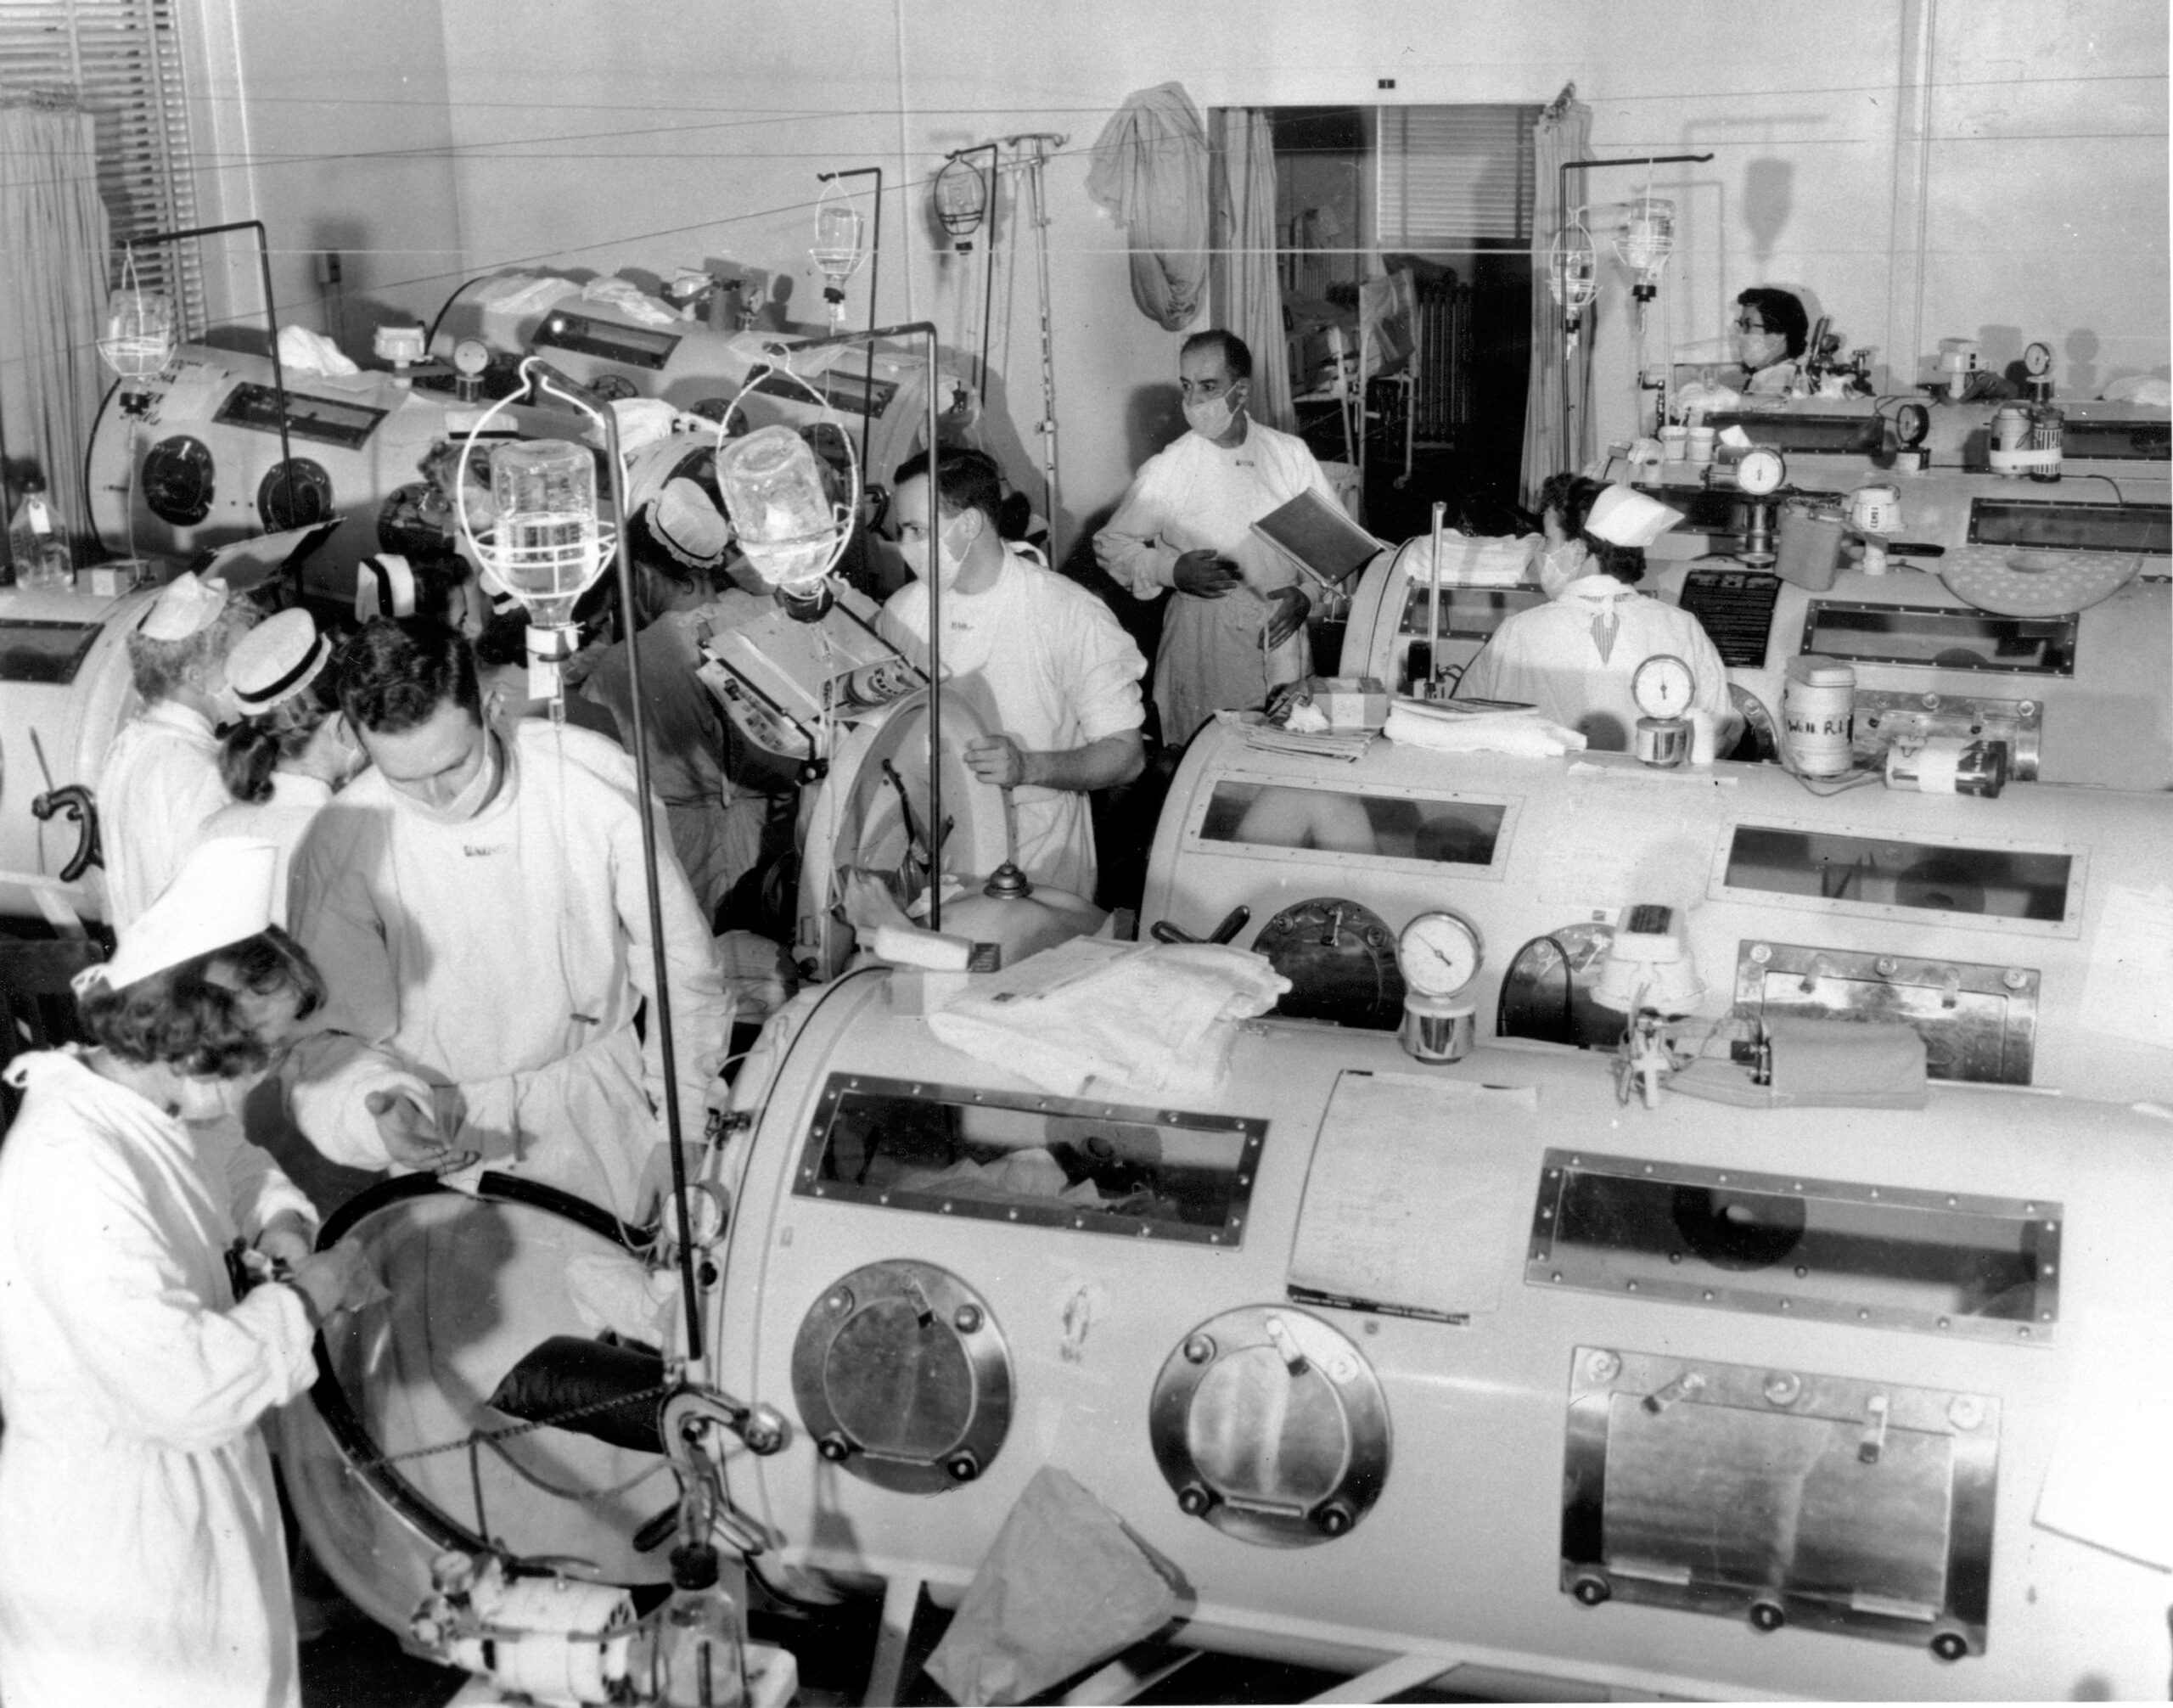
[
  {"xmin": 1093, "ymin": 329, "xmax": 1338, "ymax": 747},
  {"xmin": 284, "ymin": 616, "xmax": 733, "ymax": 1221},
  {"xmin": 1732, "ymin": 286, "xmax": 1811, "ymax": 397},
  {"xmin": 879, "ymin": 447, "xmax": 1147, "ymax": 902},
  {"xmin": 1457, "ymin": 482, "xmax": 1736, "ymax": 754}
]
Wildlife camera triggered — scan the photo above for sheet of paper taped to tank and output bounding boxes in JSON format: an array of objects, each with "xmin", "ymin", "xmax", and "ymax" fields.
[
  {"xmin": 2075, "ymin": 881, "xmax": 2173, "ymax": 1055},
  {"xmin": 1286, "ymin": 1070, "xmax": 1536, "ymax": 1318}
]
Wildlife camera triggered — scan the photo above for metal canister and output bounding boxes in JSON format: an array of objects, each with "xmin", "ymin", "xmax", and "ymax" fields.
[
  {"xmin": 1782, "ymin": 656, "xmax": 1856, "ymax": 776},
  {"xmin": 1884, "ymin": 735, "xmax": 2009, "ymax": 798},
  {"xmin": 1774, "ymin": 498, "xmax": 1845, "ymax": 592},
  {"xmin": 2028, "ymin": 403, "xmax": 2064, "ymax": 483},
  {"xmin": 1992, "ymin": 403, "xmax": 2031, "ymax": 454}
]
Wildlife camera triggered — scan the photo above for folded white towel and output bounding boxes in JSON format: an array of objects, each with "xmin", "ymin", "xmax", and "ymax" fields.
[
  {"xmin": 928, "ymin": 939, "xmax": 1289, "ymax": 1101},
  {"xmin": 1384, "ymin": 700, "xmax": 1586, "ymax": 758}
]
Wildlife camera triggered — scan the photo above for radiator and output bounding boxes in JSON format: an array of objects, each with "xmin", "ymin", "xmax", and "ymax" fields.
[{"xmin": 1411, "ymin": 279, "xmax": 1472, "ymax": 446}]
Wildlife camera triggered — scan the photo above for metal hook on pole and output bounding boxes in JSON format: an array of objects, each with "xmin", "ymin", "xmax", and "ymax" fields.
[{"xmin": 1001, "ymin": 133, "xmax": 1067, "ymax": 557}]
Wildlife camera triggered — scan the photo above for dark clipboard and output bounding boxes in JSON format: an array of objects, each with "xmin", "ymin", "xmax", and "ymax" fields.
[{"xmin": 1250, "ymin": 491, "xmax": 1385, "ymax": 592}]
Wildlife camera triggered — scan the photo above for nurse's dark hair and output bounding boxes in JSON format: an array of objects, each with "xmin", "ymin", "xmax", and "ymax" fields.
[
  {"xmin": 1538, "ymin": 473, "xmax": 1608, "ymax": 541},
  {"xmin": 336, "ymin": 615, "xmax": 482, "ymax": 734},
  {"xmin": 1736, "ymin": 287, "xmax": 1811, "ymax": 360},
  {"xmin": 1583, "ymin": 540, "xmax": 1648, "ymax": 586},
  {"xmin": 77, "ymin": 928, "xmax": 326, "ymax": 1079},
  {"xmin": 890, "ymin": 446, "xmax": 1003, "ymax": 527},
  {"xmin": 219, "ymin": 668, "xmax": 342, "ymax": 806},
  {"xmin": 1180, "ymin": 329, "xmax": 1253, "ymax": 381}
]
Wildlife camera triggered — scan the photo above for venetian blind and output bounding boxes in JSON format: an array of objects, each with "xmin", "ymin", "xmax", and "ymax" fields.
[
  {"xmin": 0, "ymin": 0, "xmax": 204, "ymax": 331},
  {"xmin": 1376, "ymin": 105, "xmax": 1536, "ymax": 249}
]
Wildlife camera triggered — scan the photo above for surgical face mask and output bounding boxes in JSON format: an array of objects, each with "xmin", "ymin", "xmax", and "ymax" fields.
[
  {"xmin": 901, "ymin": 514, "xmax": 973, "ymax": 591},
  {"xmin": 172, "ymin": 1070, "xmax": 252, "ymax": 1122},
  {"xmin": 1735, "ymin": 324, "xmax": 1785, "ymax": 371},
  {"xmin": 401, "ymin": 728, "xmax": 500, "ymax": 824},
  {"xmin": 1183, "ymin": 391, "xmax": 1238, "ymax": 441},
  {"xmin": 1539, "ymin": 541, "xmax": 1589, "ymax": 599}
]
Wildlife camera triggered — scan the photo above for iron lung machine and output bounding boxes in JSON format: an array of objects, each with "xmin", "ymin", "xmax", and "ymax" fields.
[
  {"xmin": 682, "ymin": 974, "xmax": 2173, "ymax": 1700},
  {"xmin": 1342, "ymin": 467, "xmax": 2171, "ymax": 791},
  {"xmin": 83, "ymin": 344, "xmax": 572, "ymax": 605},
  {"xmin": 1142, "ymin": 718, "xmax": 2173, "ymax": 1104}
]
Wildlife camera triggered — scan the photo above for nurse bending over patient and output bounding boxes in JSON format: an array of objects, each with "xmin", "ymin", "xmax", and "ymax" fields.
[{"xmin": 0, "ymin": 839, "xmax": 372, "ymax": 1708}]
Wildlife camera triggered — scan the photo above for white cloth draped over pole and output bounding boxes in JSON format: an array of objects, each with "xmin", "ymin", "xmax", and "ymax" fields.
[
  {"xmin": 1209, "ymin": 107, "xmax": 1295, "ymax": 432},
  {"xmin": 1519, "ymin": 88, "xmax": 1592, "ymax": 506},
  {"xmin": 1086, "ymin": 82, "xmax": 1210, "ymax": 333},
  {"xmin": 0, "ymin": 98, "xmax": 113, "ymax": 553}
]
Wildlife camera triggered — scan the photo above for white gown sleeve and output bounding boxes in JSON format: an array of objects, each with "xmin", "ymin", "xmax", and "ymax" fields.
[
  {"xmin": 1064, "ymin": 589, "xmax": 1150, "ymax": 744},
  {"xmin": 1092, "ymin": 454, "xmax": 1182, "ymax": 599},
  {"xmin": 215, "ymin": 1119, "xmax": 317, "ymax": 1240},
  {"xmin": 612, "ymin": 788, "xmax": 737, "ymax": 1149},
  {"xmin": 22, "ymin": 1139, "xmax": 316, "ymax": 1452}
]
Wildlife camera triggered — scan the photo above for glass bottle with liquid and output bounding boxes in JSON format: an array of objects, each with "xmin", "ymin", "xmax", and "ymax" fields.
[
  {"xmin": 653, "ymin": 1542, "xmax": 750, "ymax": 1708},
  {"xmin": 8, "ymin": 476, "xmax": 74, "ymax": 592},
  {"xmin": 488, "ymin": 439, "xmax": 601, "ymax": 625}
]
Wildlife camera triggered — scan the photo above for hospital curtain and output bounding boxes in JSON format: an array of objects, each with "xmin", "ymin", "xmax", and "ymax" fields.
[
  {"xmin": 1517, "ymin": 89, "xmax": 1592, "ymax": 507},
  {"xmin": 1208, "ymin": 108, "xmax": 1295, "ymax": 434},
  {"xmin": 0, "ymin": 98, "xmax": 113, "ymax": 550}
]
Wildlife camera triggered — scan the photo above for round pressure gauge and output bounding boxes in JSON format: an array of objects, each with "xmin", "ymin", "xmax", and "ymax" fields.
[
  {"xmin": 1633, "ymin": 653, "xmax": 1697, "ymax": 720},
  {"xmin": 451, "ymin": 337, "xmax": 491, "ymax": 379},
  {"xmin": 2023, "ymin": 340, "xmax": 2053, "ymax": 378},
  {"xmin": 1397, "ymin": 910, "xmax": 1483, "ymax": 998},
  {"xmin": 1894, "ymin": 402, "xmax": 1931, "ymax": 448},
  {"xmin": 1736, "ymin": 446, "xmax": 1786, "ymax": 497}
]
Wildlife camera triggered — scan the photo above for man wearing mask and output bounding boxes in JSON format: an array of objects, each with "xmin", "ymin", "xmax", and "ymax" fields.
[
  {"xmin": 284, "ymin": 617, "xmax": 733, "ymax": 1222},
  {"xmin": 1733, "ymin": 287, "xmax": 1811, "ymax": 396},
  {"xmin": 98, "ymin": 570, "xmax": 258, "ymax": 926},
  {"xmin": 879, "ymin": 447, "xmax": 1145, "ymax": 901},
  {"xmin": 1095, "ymin": 330, "xmax": 1340, "ymax": 748}
]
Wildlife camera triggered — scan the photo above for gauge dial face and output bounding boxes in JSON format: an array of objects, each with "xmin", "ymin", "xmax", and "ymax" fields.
[
  {"xmin": 1398, "ymin": 910, "xmax": 1483, "ymax": 998},
  {"xmin": 1895, "ymin": 402, "xmax": 1931, "ymax": 447},
  {"xmin": 1633, "ymin": 653, "xmax": 1696, "ymax": 719},
  {"xmin": 1737, "ymin": 447, "xmax": 1785, "ymax": 497},
  {"xmin": 2023, "ymin": 340, "xmax": 2053, "ymax": 378},
  {"xmin": 452, "ymin": 337, "xmax": 491, "ymax": 377}
]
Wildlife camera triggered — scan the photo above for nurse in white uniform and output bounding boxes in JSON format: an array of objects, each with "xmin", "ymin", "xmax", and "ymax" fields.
[
  {"xmin": 1458, "ymin": 483, "xmax": 1735, "ymax": 752},
  {"xmin": 98, "ymin": 570, "xmax": 257, "ymax": 927},
  {"xmin": 198, "ymin": 608, "xmax": 367, "ymax": 925},
  {"xmin": 879, "ymin": 447, "xmax": 1147, "ymax": 902},
  {"xmin": 0, "ymin": 839, "xmax": 368, "ymax": 1708},
  {"xmin": 1095, "ymin": 329, "xmax": 1338, "ymax": 748}
]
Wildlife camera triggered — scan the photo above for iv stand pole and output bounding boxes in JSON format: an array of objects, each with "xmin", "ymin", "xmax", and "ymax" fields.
[
  {"xmin": 789, "ymin": 320, "xmax": 947, "ymax": 931},
  {"xmin": 1003, "ymin": 133, "xmax": 1066, "ymax": 556},
  {"xmin": 516, "ymin": 355, "xmax": 711, "ymax": 1373},
  {"xmin": 127, "ymin": 220, "xmax": 296, "ymax": 592},
  {"xmin": 1555, "ymin": 155, "xmax": 1711, "ymax": 476}
]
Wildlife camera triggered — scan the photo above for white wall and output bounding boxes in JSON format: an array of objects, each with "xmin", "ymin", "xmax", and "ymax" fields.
[
  {"xmin": 211, "ymin": 0, "xmax": 2168, "ymax": 548},
  {"xmin": 185, "ymin": 0, "xmax": 464, "ymax": 347}
]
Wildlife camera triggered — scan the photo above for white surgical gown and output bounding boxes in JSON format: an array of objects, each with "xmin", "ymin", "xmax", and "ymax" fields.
[
  {"xmin": 1095, "ymin": 423, "xmax": 1337, "ymax": 747},
  {"xmin": 98, "ymin": 701, "xmax": 231, "ymax": 928},
  {"xmin": 286, "ymin": 719, "xmax": 734, "ymax": 1221},
  {"xmin": 1456, "ymin": 573, "xmax": 1732, "ymax": 752},
  {"xmin": 0, "ymin": 1050, "xmax": 317, "ymax": 1708},
  {"xmin": 878, "ymin": 544, "xmax": 1146, "ymax": 898}
]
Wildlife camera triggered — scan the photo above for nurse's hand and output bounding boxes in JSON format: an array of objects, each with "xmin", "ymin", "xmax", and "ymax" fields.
[
  {"xmin": 1172, "ymin": 550, "xmax": 1242, "ymax": 598},
  {"xmin": 366, "ymin": 1088, "xmax": 478, "ymax": 1176},
  {"xmin": 254, "ymin": 1211, "xmax": 316, "ymax": 1273},
  {"xmin": 288, "ymin": 1240, "xmax": 372, "ymax": 1328},
  {"xmin": 1263, "ymin": 586, "xmax": 1311, "ymax": 648},
  {"xmin": 965, "ymin": 735, "xmax": 1034, "ymax": 789}
]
